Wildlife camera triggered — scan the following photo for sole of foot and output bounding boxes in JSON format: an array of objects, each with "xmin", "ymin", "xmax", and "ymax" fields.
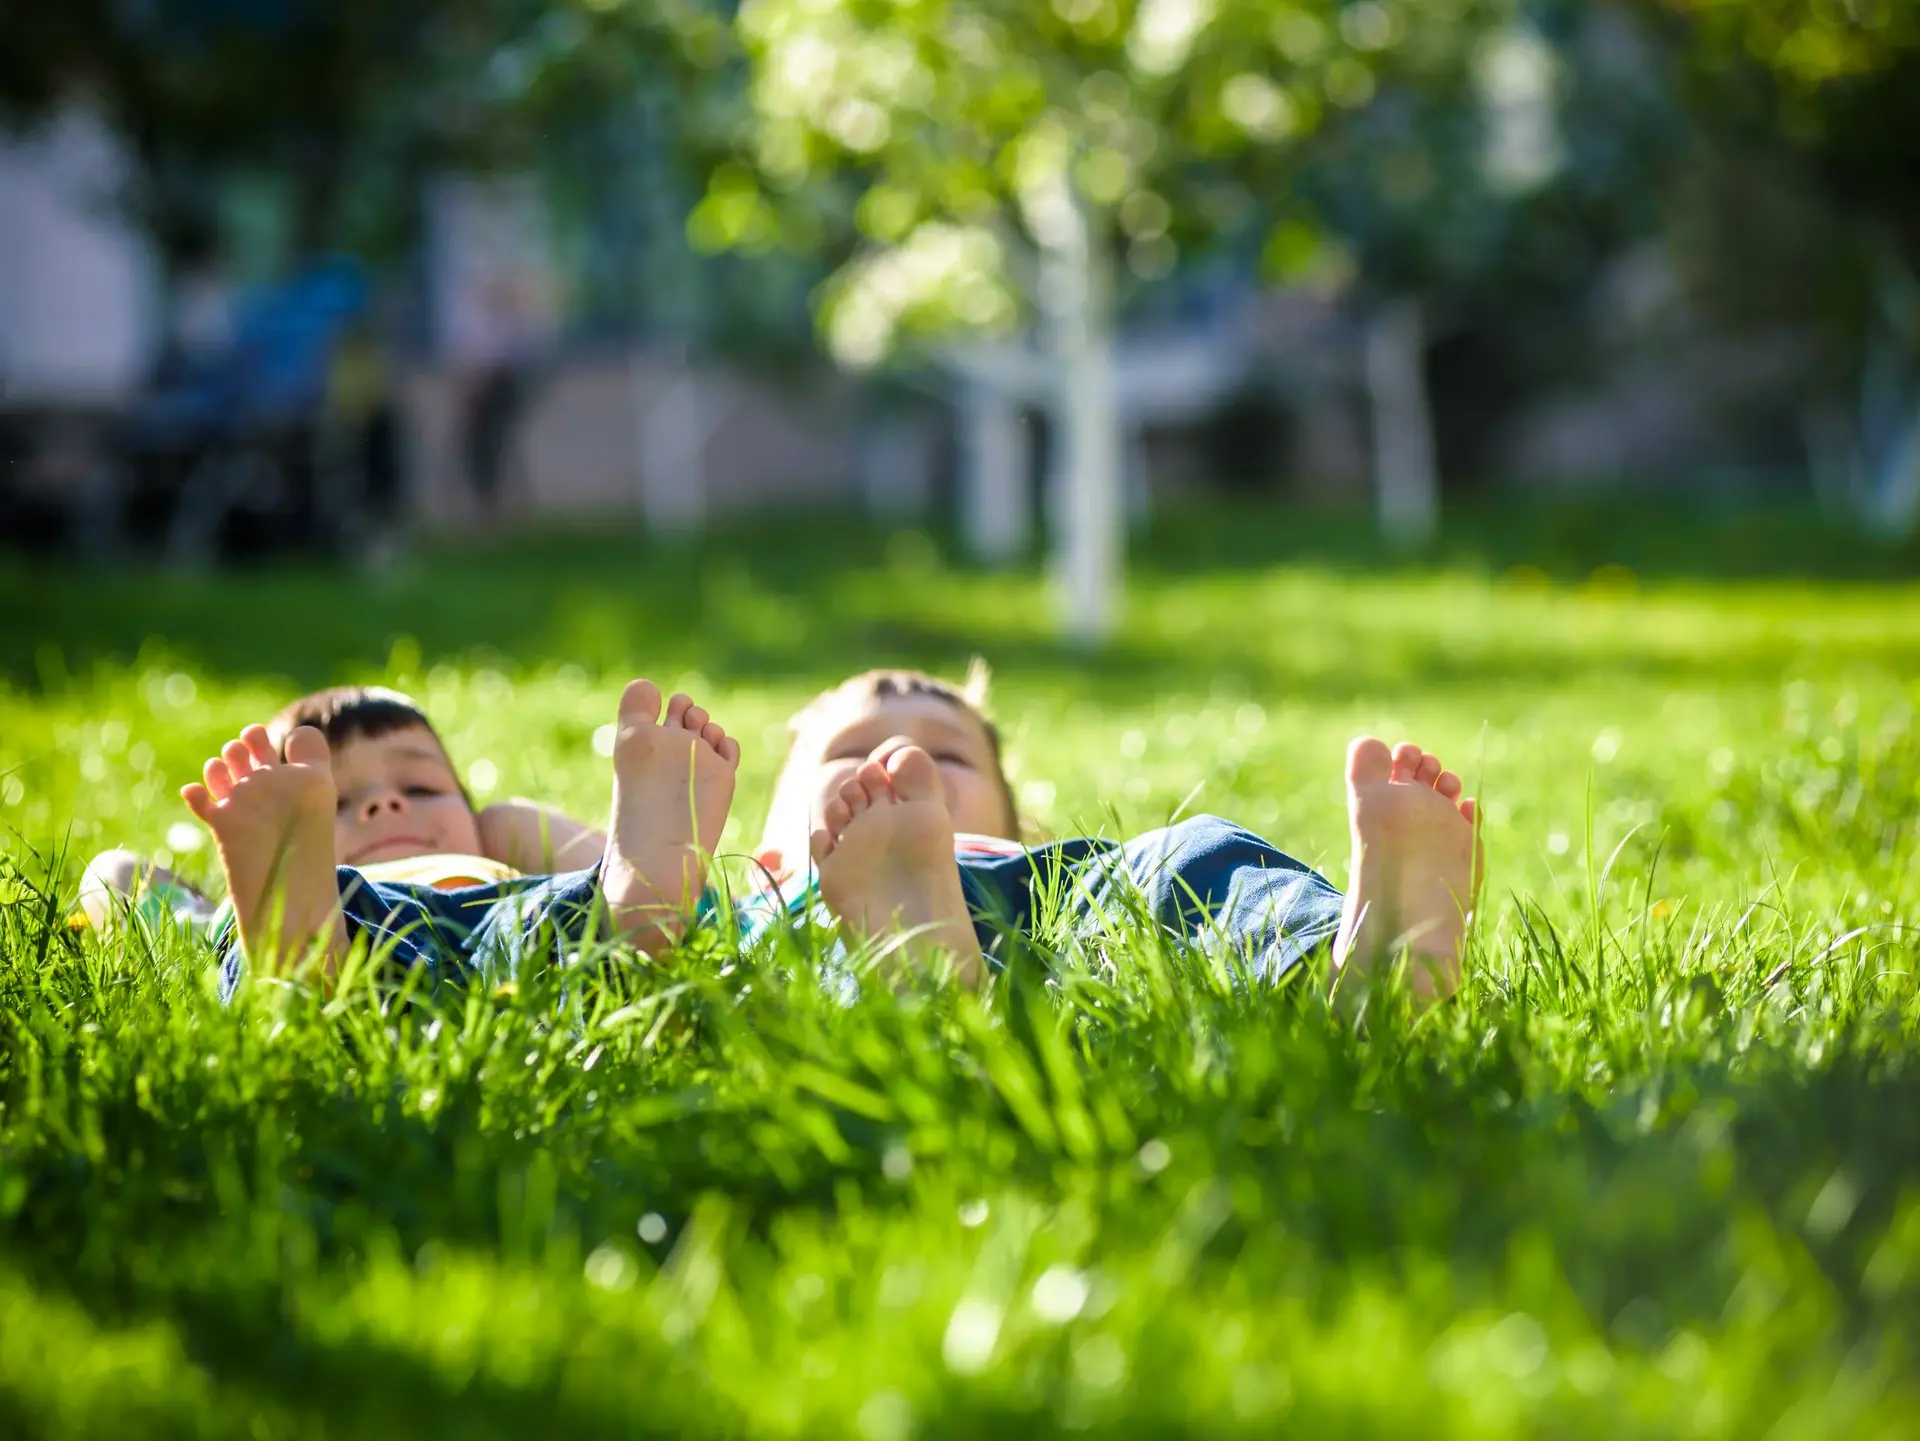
[
  {"xmin": 812, "ymin": 740, "xmax": 984, "ymax": 988},
  {"xmin": 180, "ymin": 723, "xmax": 345, "ymax": 979},
  {"xmin": 1332, "ymin": 736, "xmax": 1483, "ymax": 1004},
  {"xmin": 601, "ymin": 679, "xmax": 741, "ymax": 953}
]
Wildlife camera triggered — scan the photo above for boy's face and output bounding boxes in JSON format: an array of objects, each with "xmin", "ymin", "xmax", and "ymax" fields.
[
  {"xmin": 810, "ymin": 693, "xmax": 1014, "ymax": 840},
  {"xmin": 329, "ymin": 725, "xmax": 483, "ymax": 866}
]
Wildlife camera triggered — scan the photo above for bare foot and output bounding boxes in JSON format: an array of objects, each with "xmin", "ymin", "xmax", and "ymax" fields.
[
  {"xmin": 180, "ymin": 723, "xmax": 346, "ymax": 980},
  {"xmin": 812, "ymin": 741, "xmax": 984, "ymax": 987},
  {"xmin": 601, "ymin": 680, "xmax": 741, "ymax": 953},
  {"xmin": 1332, "ymin": 737, "xmax": 1483, "ymax": 1004}
]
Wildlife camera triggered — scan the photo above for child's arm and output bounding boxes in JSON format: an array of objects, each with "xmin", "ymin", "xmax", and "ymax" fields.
[{"xmin": 477, "ymin": 800, "xmax": 607, "ymax": 873}]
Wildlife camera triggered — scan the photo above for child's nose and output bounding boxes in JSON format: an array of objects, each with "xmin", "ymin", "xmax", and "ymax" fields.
[{"xmin": 358, "ymin": 789, "xmax": 408, "ymax": 821}]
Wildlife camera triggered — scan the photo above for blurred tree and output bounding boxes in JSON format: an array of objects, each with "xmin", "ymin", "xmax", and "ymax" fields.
[
  {"xmin": 1653, "ymin": 0, "xmax": 1920, "ymax": 532},
  {"xmin": 2, "ymin": 1, "xmax": 453, "ymax": 266},
  {"xmin": 465, "ymin": 0, "xmax": 761, "ymax": 347},
  {"xmin": 1661, "ymin": 0, "xmax": 1919, "ymax": 91},
  {"xmin": 1294, "ymin": 3, "xmax": 1680, "ymax": 542},
  {"xmin": 0, "ymin": 0, "xmax": 718, "ymax": 272},
  {"xmin": 697, "ymin": 0, "xmax": 1506, "ymax": 642}
]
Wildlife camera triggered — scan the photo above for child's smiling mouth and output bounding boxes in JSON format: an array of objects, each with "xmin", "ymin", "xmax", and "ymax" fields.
[{"xmin": 348, "ymin": 834, "xmax": 440, "ymax": 864}]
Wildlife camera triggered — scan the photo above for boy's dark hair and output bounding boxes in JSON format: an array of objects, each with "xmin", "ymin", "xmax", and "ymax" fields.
[{"xmin": 267, "ymin": 686, "xmax": 446, "ymax": 761}]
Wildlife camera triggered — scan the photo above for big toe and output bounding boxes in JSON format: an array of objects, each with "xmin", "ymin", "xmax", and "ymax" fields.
[
  {"xmin": 283, "ymin": 725, "xmax": 332, "ymax": 770},
  {"xmin": 886, "ymin": 744, "xmax": 943, "ymax": 804},
  {"xmin": 1347, "ymin": 737, "xmax": 1393, "ymax": 787},
  {"xmin": 618, "ymin": 679, "xmax": 663, "ymax": 726}
]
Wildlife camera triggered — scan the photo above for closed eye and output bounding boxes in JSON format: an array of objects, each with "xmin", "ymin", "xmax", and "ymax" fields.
[{"xmin": 933, "ymin": 751, "xmax": 977, "ymax": 768}]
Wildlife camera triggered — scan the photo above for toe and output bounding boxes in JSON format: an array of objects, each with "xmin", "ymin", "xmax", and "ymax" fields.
[
  {"xmin": 1346, "ymin": 737, "xmax": 1393, "ymax": 787},
  {"xmin": 1390, "ymin": 742, "xmax": 1424, "ymax": 783},
  {"xmin": 822, "ymin": 797, "xmax": 853, "ymax": 835},
  {"xmin": 664, "ymin": 692, "xmax": 695, "ymax": 728},
  {"xmin": 681, "ymin": 703, "xmax": 710, "ymax": 734},
  {"xmin": 618, "ymin": 679, "xmax": 663, "ymax": 725},
  {"xmin": 283, "ymin": 725, "xmax": 332, "ymax": 770},
  {"xmin": 1415, "ymin": 753, "xmax": 1443, "ymax": 788},
  {"xmin": 181, "ymin": 783, "xmax": 214, "ymax": 822},
  {"xmin": 241, "ymin": 725, "xmax": 277, "ymax": 768},
  {"xmin": 1436, "ymin": 770, "xmax": 1463, "ymax": 801},
  {"xmin": 810, "ymin": 827, "xmax": 835, "ymax": 866},
  {"xmin": 1459, "ymin": 797, "xmax": 1478, "ymax": 825},
  {"xmin": 222, "ymin": 739, "xmax": 255, "ymax": 780},
  {"xmin": 700, "ymin": 720, "xmax": 726, "ymax": 750},
  {"xmin": 885, "ymin": 744, "xmax": 942, "ymax": 804},
  {"xmin": 867, "ymin": 735, "xmax": 916, "ymax": 768},
  {"xmin": 839, "ymin": 778, "xmax": 871, "ymax": 816},
  {"xmin": 856, "ymin": 759, "xmax": 894, "ymax": 802},
  {"xmin": 202, "ymin": 757, "xmax": 234, "ymax": 801},
  {"xmin": 716, "ymin": 735, "xmax": 742, "ymax": 767}
]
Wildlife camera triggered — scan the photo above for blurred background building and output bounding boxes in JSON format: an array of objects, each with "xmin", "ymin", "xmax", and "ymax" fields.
[{"xmin": 3, "ymin": 0, "xmax": 1916, "ymax": 593}]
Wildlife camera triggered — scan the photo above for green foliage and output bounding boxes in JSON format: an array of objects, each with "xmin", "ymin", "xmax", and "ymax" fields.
[
  {"xmin": 1296, "ymin": 3, "xmax": 1684, "ymax": 310},
  {"xmin": 699, "ymin": 0, "xmax": 1508, "ymax": 362},
  {"xmin": 3, "ymin": 505, "xmax": 1920, "ymax": 1436},
  {"xmin": 1646, "ymin": 0, "xmax": 1920, "ymax": 523},
  {"xmin": 0, "ymin": 0, "xmax": 716, "ymax": 264},
  {"xmin": 1660, "ymin": 0, "xmax": 1919, "ymax": 88},
  {"xmin": 1, "ymin": 0, "xmax": 474, "ymax": 257},
  {"xmin": 1654, "ymin": 0, "xmax": 1920, "ymax": 260}
]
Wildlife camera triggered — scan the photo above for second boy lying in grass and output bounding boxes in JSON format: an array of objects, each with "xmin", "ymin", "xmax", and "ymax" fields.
[{"xmin": 752, "ymin": 668, "xmax": 1483, "ymax": 1002}]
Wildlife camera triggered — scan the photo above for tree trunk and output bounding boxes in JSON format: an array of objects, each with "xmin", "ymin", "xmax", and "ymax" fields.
[
  {"xmin": 1800, "ymin": 401, "xmax": 1859, "ymax": 519},
  {"xmin": 862, "ymin": 410, "xmax": 934, "ymax": 522},
  {"xmin": 1832, "ymin": 246, "xmax": 1920, "ymax": 538},
  {"xmin": 1365, "ymin": 298, "xmax": 1440, "ymax": 549},
  {"xmin": 1859, "ymin": 268, "xmax": 1920, "ymax": 537},
  {"xmin": 633, "ymin": 348, "xmax": 709, "ymax": 534},
  {"xmin": 1798, "ymin": 375, "xmax": 1920, "ymax": 540},
  {"xmin": 1040, "ymin": 197, "xmax": 1122, "ymax": 646},
  {"xmin": 957, "ymin": 378, "xmax": 1031, "ymax": 562},
  {"xmin": 1866, "ymin": 399, "xmax": 1920, "ymax": 537}
]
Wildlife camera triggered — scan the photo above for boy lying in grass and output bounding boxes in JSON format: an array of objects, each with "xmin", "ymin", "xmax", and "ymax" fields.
[
  {"xmin": 79, "ymin": 686, "xmax": 610, "ymax": 937},
  {"xmin": 99, "ymin": 680, "xmax": 739, "ymax": 987},
  {"xmin": 753, "ymin": 668, "xmax": 1483, "ymax": 1001}
]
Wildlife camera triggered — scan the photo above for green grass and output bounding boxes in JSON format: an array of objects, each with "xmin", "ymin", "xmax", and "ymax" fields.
[{"xmin": 4, "ymin": 502, "xmax": 1920, "ymax": 1438}]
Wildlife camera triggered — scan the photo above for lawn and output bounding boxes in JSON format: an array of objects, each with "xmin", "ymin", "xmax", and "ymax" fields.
[{"xmin": 4, "ymin": 502, "xmax": 1920, "ymax": 1438}]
